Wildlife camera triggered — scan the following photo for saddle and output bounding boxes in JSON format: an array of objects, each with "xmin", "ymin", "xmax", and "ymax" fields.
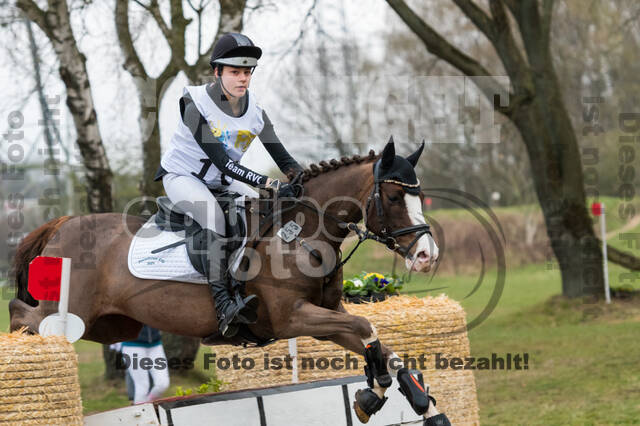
[{"xmin": 153, "ymin": 189, "xmax": 246, "ymax": 276}]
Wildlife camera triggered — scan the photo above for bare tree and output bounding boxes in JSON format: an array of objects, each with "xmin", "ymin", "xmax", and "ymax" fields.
[
  {"xmin": 114, "ymin": 0, "xmax": 246, "ymax": 199},
  {"xmin": 16, "ymin": 0, "xmax": 114, "ymax": 213},
  {"xmin": 385, "ymin": 0, "xmax": 639, "ymax": 298},
  {"xmin": 275, "ymin": 2, "xmax": 377, "ymax": 159}
]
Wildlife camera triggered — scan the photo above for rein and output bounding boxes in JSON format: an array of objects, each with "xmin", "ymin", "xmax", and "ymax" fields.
[{"xmin": 249, "ymin": 162, "xmax": 432, "ymax": 283}]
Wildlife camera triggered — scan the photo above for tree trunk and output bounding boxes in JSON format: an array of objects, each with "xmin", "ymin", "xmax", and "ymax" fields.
[
  {"xmin": 17, "ymin": 0, "xmax": 114, "ymax": 214},
  {"xmin": 102, "ymin": 344, "xmax": 125, "ymax": 381},
  {"xmin": 139, "ymin": 114, "xmax": 163, "ymax": 198},
  {"xmin": 383, "ymin": 0, "xmax": 640, "ymax": 298},
  {"xmin": 520, "ymin": 111, "xmax": 604, "ymax": 297},
  {"xmin": 161, "ymin": 334, "xmax": 203, "ymax": 377},
  {"xmin": 511, "ymin": 16, "xmax": 604, "ymax": 298},
  {"xmin": 25, "ymin": 19, "xmax": 64, "ymax": 198},
  {"xmin": 190, "ymin": 0, "xmax": 246, "ymax": 84}
]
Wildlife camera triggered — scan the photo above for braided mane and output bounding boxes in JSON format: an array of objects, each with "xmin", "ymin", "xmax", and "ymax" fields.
[{"xmin": 287, "ymin": 149, "xmax": 379, "ymax": 182}]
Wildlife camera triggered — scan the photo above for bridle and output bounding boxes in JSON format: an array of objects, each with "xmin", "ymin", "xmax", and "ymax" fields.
[
  {"xmin": 252, "ymin": 160, "xmax": 433, "ymax": 281},
  {"xmin": 365, "ymin": 160, "xmax": 432, "ymax": 257}
]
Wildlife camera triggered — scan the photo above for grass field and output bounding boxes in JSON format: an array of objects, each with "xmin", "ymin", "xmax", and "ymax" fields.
[{"xmin": 1, "ymin": 198, "xmax": 639, "ymax": 424}]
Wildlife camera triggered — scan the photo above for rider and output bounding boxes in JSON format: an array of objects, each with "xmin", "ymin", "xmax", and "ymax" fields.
[{"xmin": 154, "ymin": 33, "xmax": 303, "ymax": 338}]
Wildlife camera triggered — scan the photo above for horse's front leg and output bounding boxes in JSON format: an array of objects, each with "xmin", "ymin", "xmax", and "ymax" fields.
[
  {"xmin": 282, "ymin": 301, "xmax": 448, "ymax": 425},
  {"xmin": 279, "ymin": 301, "xmax": 395, "ymax": 423},
  {"xmin": 315, "ymin": 302, "xmax": 404, "ymax": 374}
]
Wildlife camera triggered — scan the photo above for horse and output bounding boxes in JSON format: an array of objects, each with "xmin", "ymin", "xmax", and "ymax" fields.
[{"xmin": 9, "ymin": 139, "xmax": 443, "ymax": 423}]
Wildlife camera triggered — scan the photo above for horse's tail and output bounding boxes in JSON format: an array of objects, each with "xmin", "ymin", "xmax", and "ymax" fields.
[{"xmin": 12, "ymin": 216, "xmax": 74, "ymax": 306}]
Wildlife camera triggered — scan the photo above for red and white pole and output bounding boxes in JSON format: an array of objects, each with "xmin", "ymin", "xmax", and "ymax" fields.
[
  {"xmin": 28, "ymin": 256, "xmax": 85, "ymax": 342},
  {"xmin": 591, "ymin": 203, "xmax": 611, "ymax": 304}
]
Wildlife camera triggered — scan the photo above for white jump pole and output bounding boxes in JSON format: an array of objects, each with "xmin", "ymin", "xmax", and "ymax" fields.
[
  {"xmin": 59, "ymin": 257, "xmax": 72, "ymax": 334},
  {"xmin": 288, "ymin": 338, "xmax": 298, "ymax": 383},
  {"xmin": 39, "ymin": 256, "xmax": 85, "ymax": 343},
  {"xmin": 599, "ymin": 205, "xmax": 611, "ymax": 304}
]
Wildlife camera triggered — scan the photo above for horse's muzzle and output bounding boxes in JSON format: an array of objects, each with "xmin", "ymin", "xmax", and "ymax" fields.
[{"xmin": 405, "ymin": 249, "xmax": 433, "ymax": 272}]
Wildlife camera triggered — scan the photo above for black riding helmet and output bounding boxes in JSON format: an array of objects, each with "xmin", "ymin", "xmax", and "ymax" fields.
[{"xmin": 210, "ymin": 33, "xmax": 262, "ymax": 69}]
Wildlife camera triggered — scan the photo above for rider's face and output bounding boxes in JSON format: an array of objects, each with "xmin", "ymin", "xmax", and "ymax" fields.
[{"xmin": 217, "ymin": 66, "xmax": 252, "ymax": 97}]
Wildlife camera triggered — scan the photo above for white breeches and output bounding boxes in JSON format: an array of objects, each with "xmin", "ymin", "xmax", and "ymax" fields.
[
  {"xmin": 121, "ymin": 344, "xmax": 171, "ymax": 404},
  {"xmin": 162, "ymin": 173, "xmax": 258, "ymax": 235}
]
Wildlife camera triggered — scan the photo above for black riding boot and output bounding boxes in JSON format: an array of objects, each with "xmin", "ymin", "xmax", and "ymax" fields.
[{"xmin": 199, "ymin": 229, "xmax": 259, "ymax": 338}]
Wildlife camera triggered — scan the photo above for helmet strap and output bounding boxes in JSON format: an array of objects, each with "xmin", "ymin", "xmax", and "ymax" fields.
[{"xmin": 214, "ymin": 64, "xmax": 239, "ymax": 99}]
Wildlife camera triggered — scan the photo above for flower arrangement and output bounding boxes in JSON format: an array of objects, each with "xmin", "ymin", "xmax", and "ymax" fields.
[{"xmin": 342, "ymin": 272, "xmax": 403, "ymax": 302}]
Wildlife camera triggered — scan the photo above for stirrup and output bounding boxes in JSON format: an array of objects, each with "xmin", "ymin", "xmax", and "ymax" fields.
[
  {"xmin": 217, "ymin": 312, "xmax": 240, "ymax": 338},
  {"xmin": 201, "ymin": 322, "xmax": 239, "ymax": 344},
  {"xmin": 235, "ymin": 293, "xmax": 259, "ymax": 324}
]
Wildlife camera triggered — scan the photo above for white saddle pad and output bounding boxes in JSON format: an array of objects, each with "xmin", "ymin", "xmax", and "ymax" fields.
[{"xmin": 127, "ymin": 197, "xmax": 248, "ymax": 284}]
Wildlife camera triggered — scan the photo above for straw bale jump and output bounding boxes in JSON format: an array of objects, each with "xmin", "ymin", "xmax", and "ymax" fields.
[
  {"xmin": 213, "ymin": 295, "xmax": 480, "ymax": 425},
  {"xmin": 0, "ymin": 330, "xmax": 83, "ymax": 426}
]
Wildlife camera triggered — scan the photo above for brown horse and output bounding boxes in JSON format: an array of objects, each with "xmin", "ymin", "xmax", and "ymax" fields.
[{"xmin": 9, "ymin": 140, "xmax": 442, "ymax": 422}]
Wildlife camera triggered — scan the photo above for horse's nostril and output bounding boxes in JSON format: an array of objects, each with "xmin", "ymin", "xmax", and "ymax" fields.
[{"xmin": 417, "ymin": 251, "xmax": 430, "ymax": 262}]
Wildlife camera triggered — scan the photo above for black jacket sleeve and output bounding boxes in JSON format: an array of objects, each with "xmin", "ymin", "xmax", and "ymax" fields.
[
  {"xmin": 180, "ymin": 94, "xmax": 268, "ymax": 187},
  {"xmin": 260, "ymin": 110, "xmax": 303, "ymax": 175}
]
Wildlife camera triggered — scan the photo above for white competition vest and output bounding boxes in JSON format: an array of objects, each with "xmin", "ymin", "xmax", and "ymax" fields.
[{"xmin": 161, "ymin": 84, "xmax": 265, "ymax": 186}]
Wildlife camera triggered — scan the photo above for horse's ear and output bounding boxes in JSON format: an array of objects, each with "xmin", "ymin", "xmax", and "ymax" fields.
[
  {"xmin": 381, "ymin": 136, "xmax": 395, "ymax": 169},
  {"xmin": 406, "ymin": 140, "xmax": 425, "ymax": 168}
]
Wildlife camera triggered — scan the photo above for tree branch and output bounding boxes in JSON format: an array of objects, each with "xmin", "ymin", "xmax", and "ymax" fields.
[
  {"xmin": 15, "ymin": 0, "xmax": 52, "ymax": 39},
  {"xmin": 607, "ymin": 244, "xmax": 640, "ymax": 271},
  {"xmin": 191, "ymin": 0, "xmax": 245, "ymax": 83},
  {"xmin": 115, "ymin": 0, "xmax": 147, "ymax": 78},
  {"xmin": 167, "ymin": 0, "xmax": 190, "ymax": 68},
  {"xmin": 145, "ymin": 0, "xmax": 172, "ymax": 42},
  {"xmin": 451, "ymin": 0, "xmax": 495, "ymax": 41},
  {"xmin": 276, "ymin": 0, "xmax": 318, "ymax": 61},
  {"xmin": 540, "ymin": 0, "xmax": 554, "ymax": 48},
  {"xmin": 488, "ymin": 0, "xmax": 534, "ymax": 94},
  {"xmin": 385, "ymin": 0, "xmax": 513, "ymax": 114}
]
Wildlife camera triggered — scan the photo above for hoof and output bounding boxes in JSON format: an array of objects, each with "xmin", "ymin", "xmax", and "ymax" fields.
[
  {"xmin": 353, "ymin": 398, "xmax": 370, "ymax": 423},
  {"xmin": 424, "ymin": 413, "xmax": 451, "ymax": 426},
  {"xmin": 353, "ymin": 388, "xmax": 387, "ymax": 424}
]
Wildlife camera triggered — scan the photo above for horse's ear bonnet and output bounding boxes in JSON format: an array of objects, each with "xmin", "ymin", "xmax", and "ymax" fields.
[{"xmin": 375, "ymin": 136, "xmax": 423, "ymax": 195}]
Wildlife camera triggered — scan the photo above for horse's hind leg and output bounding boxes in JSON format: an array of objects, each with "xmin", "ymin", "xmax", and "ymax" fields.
[{"xmin": 8, "ymin": 298, "xmax": 55, "ymax": 334}]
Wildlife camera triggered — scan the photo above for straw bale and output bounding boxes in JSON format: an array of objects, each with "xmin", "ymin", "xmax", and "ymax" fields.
[
  {"xmin": 0, "ymin": 331, "xmax": 83, "ymax": 425},
  {"xmin": 213, "ymin": 295, "xmax": 479, "ymax": 425}
]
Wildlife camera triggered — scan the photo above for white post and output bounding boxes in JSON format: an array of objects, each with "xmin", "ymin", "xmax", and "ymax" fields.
[
  {"xmin": 38, "ymin": 256, "xmax": 85, "ymax": 343},
  {"xmin": 288, "ymin": 338, "xmax": 298, "ymax": 383},
  {"xmin": 59, "ymin": 257, "xmax": 72, "ymax": 333},
  {"xmin": 599, "ymin": 206, "xmax": 611, "ymax": 304}
]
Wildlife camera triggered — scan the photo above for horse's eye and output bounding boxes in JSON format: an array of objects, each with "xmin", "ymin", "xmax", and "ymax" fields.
[{"xmin": 387, "ymin": 194, "xmax": 401, "ymax": 203}]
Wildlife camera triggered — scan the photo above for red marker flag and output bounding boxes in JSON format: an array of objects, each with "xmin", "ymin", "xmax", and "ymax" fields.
[
  {"xmin": 27, "ymin": 256, "xmax": 63, "ymax": 301},
  {"xmin": 591, "ymin": 202, "xmax": 603, "ymax": 216}
]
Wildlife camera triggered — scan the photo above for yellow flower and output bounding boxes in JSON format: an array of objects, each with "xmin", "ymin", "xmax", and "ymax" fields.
[{"xmin": 364, "ymin": 272, "xmax": 384, "ymax": 280}]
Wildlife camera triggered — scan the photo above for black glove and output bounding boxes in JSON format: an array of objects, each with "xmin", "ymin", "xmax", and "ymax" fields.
[{"xmin": 277, "ymin": 183, "xmax": 298, "ymax": 198}]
